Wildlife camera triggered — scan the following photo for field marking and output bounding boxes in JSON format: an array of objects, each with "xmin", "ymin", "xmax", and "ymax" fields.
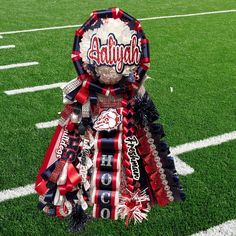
[
  {"xmin": 171, "ymin": 131, "xmax": 236, "ymax": 175},
  {"xmin": 0, "ymin": 61, "xmax": 39, "ymax": 70},
  {"xmin": 0, "ymin": 24, "xmax": 82, "ymax": 35},
  {"xmin": 170, "ymin": 131, "xmax": 236, "ymax": 156},
  {"xmin": 0, "ymin": 184, "xmax": 35, "ymax": 203},
  {"xmin": 191, "ymin": 219, "xmax": 236, "ymax": 236},
  {"xmin": 4, "ymin": 82, "xmax": 66, "ymax": 95},
  {"xmin": 35, "ymin": 119, "xmax": 59, "ymax": 129},
  {"xmin": 0, "ymin": 9, "xmax": 235, "ymax": 35},
  {"xmin": 0, "ymin": 35, "xmax": 3, "ymax": 38},
  {"xmin": 139, "ymin": 9, "xmax": 236, "ymax": 21},
  {"xmin": 174, "ymin": 156, "xmax": 194, "ymax": 176},
  {"xmin": 0, "ymin": 130, "xmax": 235, "ymax": 203},
  {"xmin": 0, "ymin": 45, "xmax": 15, "ymax": 49}
]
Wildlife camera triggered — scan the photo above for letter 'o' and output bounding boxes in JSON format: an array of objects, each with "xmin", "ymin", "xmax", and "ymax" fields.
[
  {"xmin": 101, "ymin": 173, "xmax": 112, "ymax": 186},
  {"xmin": 100, "ymin": 208, "xmax": 110, "ymax": 219}
]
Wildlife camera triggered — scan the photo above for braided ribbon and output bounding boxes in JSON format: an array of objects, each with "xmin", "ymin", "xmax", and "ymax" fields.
[{"xmin": 121, "ymin": 96, "xmax": 136, "ymax": 192}]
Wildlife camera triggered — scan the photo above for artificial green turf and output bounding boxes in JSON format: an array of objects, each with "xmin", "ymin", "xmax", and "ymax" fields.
[
  {"xmin": 1, "ymin": 141, "xmax": 236, "ymax": 236},
  {"xmin": 1, "ymin": 0, "xmax": 236, "ymax": 32},
  {"xmin": 0, "ymin": 1, "xmax": 236, "ymax": 235}
]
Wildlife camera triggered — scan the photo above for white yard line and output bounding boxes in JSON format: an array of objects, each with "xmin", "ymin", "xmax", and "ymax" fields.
[
  {"xmin": 35, "ymin": 119, "xmax": 59, "ymax": 129},
  {"xmin": 139, "ymin": 9, "xmax": 236, "ymax": 21},
  {"xmin": 170, "ymin": 131, "xmax": 236, "ymax": 156},
  {"xmin": 0, "ymin": 61, "xmax": 39, "ymax": 70},
  {"xmin": 191, "ymin": 219, "xmax": 236, "ymax": 236},
  {"xmin": 174, "ymin": 156, "xmax": 194, "ymax": 176},
  {"xmin": 4, "ymin": 82, "xmax": 66, "ymax": 95},
  {"xmin": 0, "ymin": 184, "xmax": 35, "ymax": 203},
  {"xmin": 0, "ymin": 45, "xmax": 15, "ymax": 49},
  {"xmin": 171, "ymin": 131, "xmax": 236, "ymax": 175},
  {"xmin": 0, "ymin": 9, "xmax": 235, "ymax": 35},
  {"xmin": 0, "ymin": 130, "xmax": 235, "ymax": 203},
  {"xmin": 0, "ymin": 24, "xmax": 82, "ymax": 35}
]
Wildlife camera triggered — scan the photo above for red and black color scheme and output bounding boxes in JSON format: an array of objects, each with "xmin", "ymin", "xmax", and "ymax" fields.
[
  {"xmin": 35, "ymin": 8, "xmax": 185, "ymax": 232},
  {"xmin": 91, "ymin": 128, "xmax": 122, "ymax": 220}
]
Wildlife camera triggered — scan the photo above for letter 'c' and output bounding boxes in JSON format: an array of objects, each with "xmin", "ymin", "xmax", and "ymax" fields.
[{"xmin": 101, "ymin": 191, "xmax": 110, "ymax": 204}]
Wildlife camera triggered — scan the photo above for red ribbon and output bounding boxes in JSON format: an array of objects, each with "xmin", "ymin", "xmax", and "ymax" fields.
[
  {"xmin": 155, "ymin": 188, "xmax": 171, "ymax": 207},
  {"xmin": 35, "ymin": 125, "xmax": 63, "ymax": 190},
  {"xmin": 75, "ymin": 86, "xmax": 89, "ymax": 104},
  {"xmin": 35, "ymin": 179, "xmax": 48, "ymax": 195},
  {"xmin": 137, "ymin": 127, "xmax": 172, "ymax": 207},
  {"xmin": 67, "ymin": 163, "xmax": 82, "ymax": 185},
  {"xmin": 58, "ymin": 163, "xmax": 81, "ymax": 195}
]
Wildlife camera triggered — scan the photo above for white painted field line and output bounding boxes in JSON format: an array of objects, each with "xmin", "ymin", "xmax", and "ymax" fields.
[
  {"xmin": 172, "ymin": 131, "xmax": 236, "ymax": 175},
  {"xmin": 174, "ymin": 156, "xmax": 194, "ymax": 176},
  {"xmin": 0, "ymin": 61, "xmax": 39, "ymax": 70},
  {"xmin": 0, "ymin": 24, "xmax": 82, "ymax": 35},
  {"xmin": 0, "ymin": 184, "xmax": 35, "ymax": 203},
  {"xmin": 35, "ymin": 119, "xmax": 59, "ymax": 129},
  {"xmin": 0, "ymin": 45, "xmax": 15, "ymax": 49},
  {"xmin": 0, "ymin": 9, "xmax": 235, "ymax": 35},
  {"xmin": 139, "ymin": 9, "xmax": 236, "ymax": 21},
  {"xmin": 0, "ymin": 35, "xmax": 3, "ymax": 38},
  {"xmin": 171, "ymin": 131, "xmax": 236, "ymax": 156},
  {"xmin": 4, "ymin": 82, "xmax": 66, "ymax": 95},
  {"xmin": 191, "ymin": 219, "xmax": 236, "ymax": 236}
]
